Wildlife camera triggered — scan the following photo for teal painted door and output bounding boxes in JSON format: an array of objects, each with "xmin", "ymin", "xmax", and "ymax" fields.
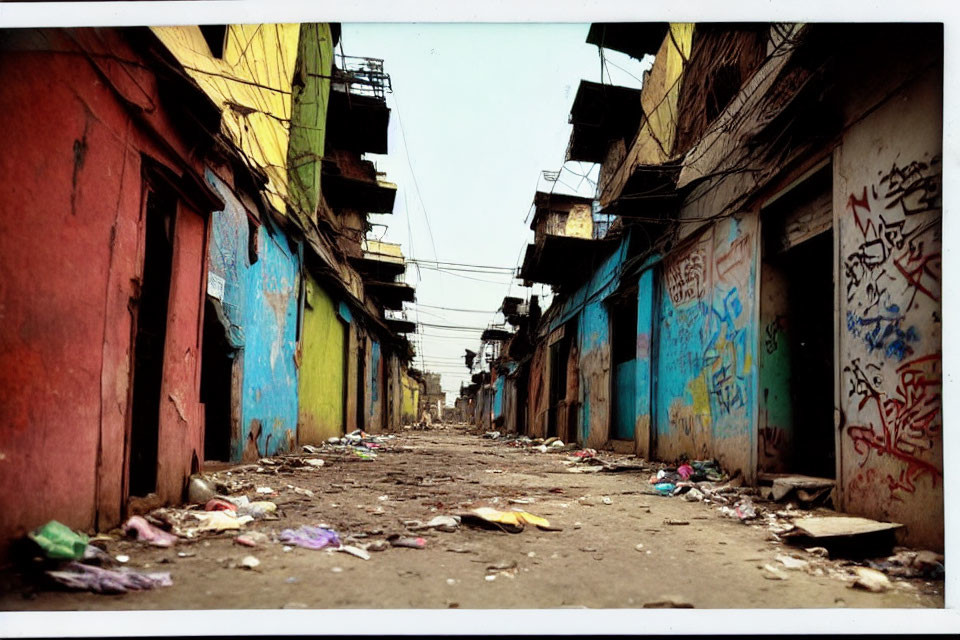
[{"xmin": 613, "ymin": 359, "xmax": 636, "ymax": 439}]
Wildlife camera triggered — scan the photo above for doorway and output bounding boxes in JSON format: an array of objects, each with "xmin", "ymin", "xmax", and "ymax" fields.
[
  {"xmin": 610, "ymin": 292, "xmax": 639, "ymax": 441},
  {"xmin": 356, "ymin": 335, "xmax": 366, "ymax": 431},
  {"xmin": 128, "ymin": 188, "xmax": 177, "ymax": 497},
  {"xmin": 200, "ymin": 298, "xmax": 234, "ymax": 462},
  {"xmin": 758, "ymin": 163, "xmax": 835, "ymax": 478}
]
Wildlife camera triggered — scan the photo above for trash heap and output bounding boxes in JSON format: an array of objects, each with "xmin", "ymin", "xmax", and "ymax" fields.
[
  {"xmin": 25, "ymin": 520, "xmax": 174, "ymax": 595},
  {"xmin": 482, "ymin": 432, "xmax": 574, "ymax": 453},
  {"xmin": 309, "ymin": 430, "xmax": 398, "ymax": 461}
]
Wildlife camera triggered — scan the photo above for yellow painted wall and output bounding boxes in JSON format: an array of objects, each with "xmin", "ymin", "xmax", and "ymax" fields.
[
  {"xmin": 600, "ymin": 23, "xmax": 693, "ymax": 206},
  {"xmin": 565, "ymin": 204, "xmax": 594, "ymax": 238},
  {"xmin": 150, "ymin": 25, "xmax": 330, "ymax": 221},
  {"xmin": 298, "ymin": 272, "xmax": 345, "ymax": 443},
  {"xmin": 401, "ymin": 372, "xmax": 419, "ymax": 425}
]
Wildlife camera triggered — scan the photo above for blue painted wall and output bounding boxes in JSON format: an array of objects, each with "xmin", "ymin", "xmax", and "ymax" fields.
[
  {"xmin": 367, "ymin": 339, "xmax": 383, "ymax": 430},
  {"xmin": 205, "ymin": 169, "xmax": 301, "ymax": 460},
  {"xmin": 493, "ymin": 375, "xmax": 505, "ymax": 420},
  {"xmin": 634, "ymin": 268, "xmax": 655, "ymax": 456},
  {"xmin": 653, "ymin": 214, "xmax": 758, "ymax": 473}
]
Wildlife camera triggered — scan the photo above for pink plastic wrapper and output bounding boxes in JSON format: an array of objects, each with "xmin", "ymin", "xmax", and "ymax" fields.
[
  {"xmin": 123, "ymin": 515, "xmax": 178, "ymax": 548},
  {"xmin": 46, "ymin": 561, "xmax": 172, "ymax": 594},
  {"xmin": 677, "ymin": 464, "xmax": 694, "ymax": 480}
]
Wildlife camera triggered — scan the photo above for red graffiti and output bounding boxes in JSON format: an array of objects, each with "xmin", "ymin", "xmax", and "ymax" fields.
[
  {"xmin": 848, "ymin": 186, "xmax": 876, "ymax": 238},
  {"xmin": 845, "ymin": 354, "xmax": 942, "ymax": 498},
  {"xmin": 715, "ymin": 234, "xmax": 750, "ymax": 279}
]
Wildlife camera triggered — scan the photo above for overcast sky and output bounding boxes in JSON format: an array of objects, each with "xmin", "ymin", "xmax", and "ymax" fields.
[{"xmin": 340, "ymin": 23, "xmax": 651, "ymax": 401}]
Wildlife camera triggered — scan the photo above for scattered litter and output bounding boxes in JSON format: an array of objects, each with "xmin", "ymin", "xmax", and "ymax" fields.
[
  {"xmin": 123, "ymin": 516, "xmax": 178, "ymax": 547},
  {"xmin": 683, "ymin": 488, "xmax": 705, "ymax": 502},
  {"xmin": 204, "ymin": 498, "xmax": 237, "ymax": 512},
  {"xmin": 601, "ymin": 496, "xmax": 613, "ymax": 505},
  {"xmin": 190, "ymin": 511, "xmax": 243, "ymax": 533},
  {"xmin": 187, "ymin": 475, "xmax": 216, "ymax": 504},
  {"xmin": 237, "ymin": 501, "xmax": 278, "ymax": 520},
  {"xmin": 635, "ymin": 544, "xmax": 644, "ymax": 551},
  {"xmin": 240, "ymin": 555, "xmax": 260, "ymax": 570},
  {"xmin": 235, "ymin": 531, "xmax": 270, "ymax": 547},
  {"xmin": 734, "ymin": 497, "xmax": 758, "ymax": 521},
  {"xmin": 28, "ymin": 521, "xmax": 89, "ymax": 560},
  {"xmin": 663, "ymin": 519, "xmax": 689, "ymax": 526},
  {"xmin": 851, "ymin": 567, "xmax": 892, "ymax": 592},
  {"xmin": 776, "ymin": 554, "xmax": 809, "ymax": 570},
  {"xmin": 388, "ymin": 534, "xmax": 426, "ymax": 549},
  {"xmin": 805, "ymin": 546, "xmax": 829, "ymax": 558},
  {"xmin": 762, "ymin": 564, "xmax": 789, "ymax": 580},
  {"xmin": 115, "ymin": 555, "xmax": 130, "ymax": 564},
  {"xmin": 366, "ymin": 540, "xmax": 390, "ymax": 552},
  {"xmin": 566, "ymin": 466, "xmax": 602, "ymax": 474},
  {"xmin": 572, "ymin": 449, "xmax": 597, "ymax": 459},
  {"xmin": 255, "ymin": 487, "xmax": 275, "ymax": 495},
  {"xmin": 483, "ymin": 469, "xmax": 505, "ymax": 474},
  {"xmin": 643, "ymin": 596, "xmax": 694, "ymax": 608},
  {"xmin": 339, "ymin": 545, "xmax": 371, "ymax": 560},
  {"xmin": 424, "ymin": 515, "xmax": 461, "ymax": 532},
  {"xmin": 303, "ymin": 445, "xmax": 323, "ymax": 453},
  {"xmin": 460, "ymin": 507, "xmax": 556, "ymax": 533},
  {"xmin": 484, "ymin": 574, "xmax": 497, "ymax": 582},
  {"xmin": 303, "ymin": 459, "xmax": 325, "ymax": 468},
  {"xmin": 279, "ymin": 526, "xmax": 340, "ymax": 550},
  {"xmin": 654, "ymin": 483, "xmax": 676, "ymax": 495},
  {"xmin": 677, "ymin": 464, "xmax": 694, "ymax": 480},
  {"xmin": 46, "ymin": 562, "xmax": 172, "ymax": 594},
  {"xmin": 177, "ymin": 551, "xmax": 196, "ymax": 558}
]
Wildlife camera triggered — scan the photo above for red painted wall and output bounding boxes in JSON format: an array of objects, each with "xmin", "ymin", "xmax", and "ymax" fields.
[{"xmin": 0, "ymin": 29, "xmax": 213, "ymax": 551}]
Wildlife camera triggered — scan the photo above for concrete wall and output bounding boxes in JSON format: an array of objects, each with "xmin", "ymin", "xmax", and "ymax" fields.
[
  {"xmin": 205, "ymin": 170, "xmax": 301, "ymax": 460},
  {"xmin": 298, "ymin": 272, "xmax": 345, "ymax": 443},
  {"xmin": 835, "ymin": 65, "xmax": 942, "ymax": 549},
  {"xmin": 653, "ymin": 214, "xmax": 759, "ymax": 477}
]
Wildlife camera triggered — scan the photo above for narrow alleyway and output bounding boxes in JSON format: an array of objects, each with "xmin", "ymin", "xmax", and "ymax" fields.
[{"xmin": 1, "ymin": 426, "xmax": 942, "ymax": 610}]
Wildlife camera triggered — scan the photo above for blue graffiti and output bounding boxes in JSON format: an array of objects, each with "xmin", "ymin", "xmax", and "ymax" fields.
[
  {"xmin": 704, "ymin": 288, "xmax": 748, "ymax": 416},
  {"xmin": 846, "ymin": 306, "xmax": 919, "ymax": 361}
]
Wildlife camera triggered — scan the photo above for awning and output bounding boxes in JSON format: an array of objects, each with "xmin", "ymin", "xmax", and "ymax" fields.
[{"xmin": 601, "ymin": 161, "xmax": 683, "ymax": 216}]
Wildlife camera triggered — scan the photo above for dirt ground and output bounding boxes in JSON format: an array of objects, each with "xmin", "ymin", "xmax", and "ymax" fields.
[{"xmin": 0, "ymin": 425, "xmax": 944, "ymax": 610}]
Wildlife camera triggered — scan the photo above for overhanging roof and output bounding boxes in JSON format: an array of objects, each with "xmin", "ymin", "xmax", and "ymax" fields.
[
  {"xmin": 349, "ymin": 240, "xmax": 406, "ymax": 279},
  {"xmin": 567, "ymin": 80, "xmax": 646, "ymax": 164},
  {"xmin": 586, "ymin": 23, "xmax": 669, "ymax": 60},
  {"xmin": 530, "ymin": 191, "xmax": 595, "ymax": 231},
  {"xmin": 326, "ymin": 87, "xmax": 390, "ymax": 154},
  {"xmin": 481, "ymin": 328, "xmax": 514, "ymax": 342},
  {"xmin": 321, "ymin": 168, "xmax": 397, "ymax": 213},
  {"xmin": 519, "ymin": 235, "xmax": 617, "ymax": 287},
  {"xmin": 385, "ymin": 317, "xmax": 416, "ymax": 334},
  {"xmin": 366, "ymin": 280, "xmax": 415, "ymax": 309},
  {"xmin": 600, "ymin": 161, "xmax": 683, "ymax": 216}
]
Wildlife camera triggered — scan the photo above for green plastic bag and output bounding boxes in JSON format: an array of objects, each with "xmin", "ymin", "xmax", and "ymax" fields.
[{"xmin": 28, "ymin": 520, "xmax": 89, "ymax": 560}]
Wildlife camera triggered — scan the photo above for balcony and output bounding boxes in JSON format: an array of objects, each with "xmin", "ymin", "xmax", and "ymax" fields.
[{"xmin": 327, "ymin": 55, "xmax": 392, "ymax": 154}]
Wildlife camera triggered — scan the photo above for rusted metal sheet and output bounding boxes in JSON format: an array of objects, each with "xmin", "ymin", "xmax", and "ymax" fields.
[{"xmin": 835, "ymin": 65, "xmax": 942, "ymax": 550}]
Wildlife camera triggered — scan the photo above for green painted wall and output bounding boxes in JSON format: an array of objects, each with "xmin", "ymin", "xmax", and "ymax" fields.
[
  {"xmin": 287, "ymin": 23, "xmax": 333, "ymax": 225},
  {"xmin": 298, "ymin": 271, "xmax": 345, "ymax": 443}
]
